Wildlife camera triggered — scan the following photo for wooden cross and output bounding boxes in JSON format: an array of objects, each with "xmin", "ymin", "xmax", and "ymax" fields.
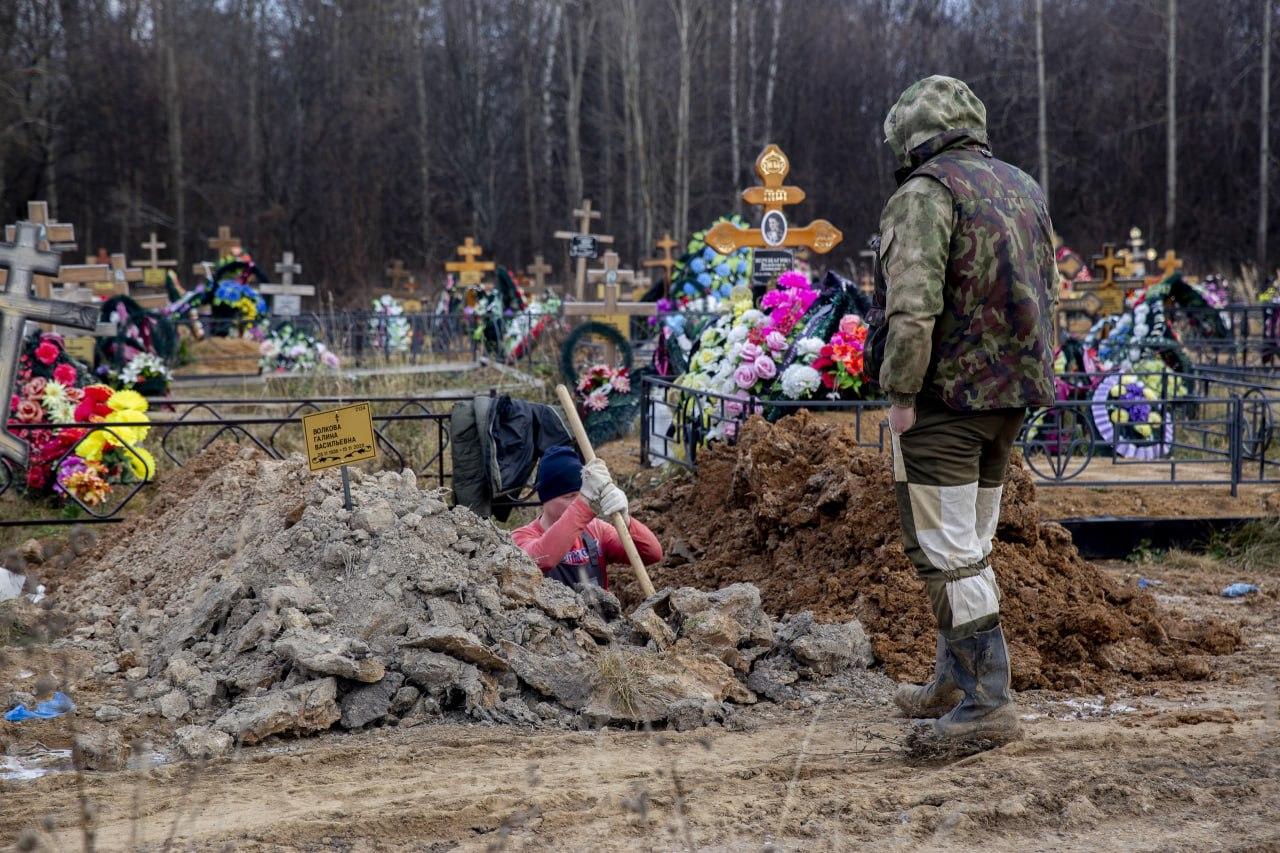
[
  {"xmin": 1157, "ymin": 249, "xmax": 1183, "ymax": 279},
  {"xmin": 642, "ymin": 233, "xmax": 679, "ymax": 296},
  {"xmin": 260, "ymin": 251, "xmax": 316, "ymax": 316},
  {"xmin": 102, "ymin": 253, "xmax": 141, "ymax": 297},
  {"xmin": 3, "ymin": 202, "xmax": 76, "ymax": 250},
  {"xmin": 444, "ymin": 237, "xmax": 496, "ymax": 285},
  {"xmin": 706, "ymin": 145, "xmax": 843, "ymax": 256},
  {"xmin": 208, "ymin": 225, "xmax": 241, "ymax": 258},
  {"xmin": 132, "ymin": 231, "xmax": 177, "ymax": 285},
  {"xmin": 0, "ymin": 223, "xmax": 112, "ymax": 465},
  {"xmin": 554, "ymin": 199, "xmax": 616, "ymax": 300},
  {"xmin": 1059, "ymin": 244, "xmax": 1128, "ymax": 320},
  {"xmin": 526, "ymin": 255, "xmax": 553, "ymax": 295},
  {"xmin": 385, "ymin": 259, "xmax": 412, "ymax": 292},
  {"xmin": 566, "ymin": 252, "xmax": 657, "ymax": 346}
]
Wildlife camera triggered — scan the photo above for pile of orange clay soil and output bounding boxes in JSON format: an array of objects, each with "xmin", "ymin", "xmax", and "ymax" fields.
[{"xmin": 629, "ymin": 411, "xmax": 1242, "ymax": 692}]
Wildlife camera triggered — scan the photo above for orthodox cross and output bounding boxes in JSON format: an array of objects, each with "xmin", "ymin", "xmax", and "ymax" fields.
[
  {"xmin": 706, "ymin": 145, "xmax": 843, "ymax": 257},
  {"xmin": 1060, "ymin": 244, "xmax": 1129, "ymax": 318},
  {"xmin": 0, "ymin": 223, "xmax": 114, "ymax": 465},
  {"xmin": 208, "ymin": 225, "xmax": 241, "ymax": 258},
  {"xmin": 260, "ymin": 252, "xmax": 316, "ymax": 316},
  {"xmin": 101, "ymin": 254, "xmax": 142, "ymax": 297},
  {"xmin": 526, "ymin": 255, "xmax": 553, "ymax": 295},
  {"xmin": 554, "ymin": 199, "xmax": 615, "ymax": 300},
  {"xmin": 642, "ymin": 233, "xmax": 679, "ymax": 297},
  {"xmin": 444, "ymin": 237, "xmax": 496, "ymax": 286},
  {"xmin": 1156, "ymin": 249, "xmax": 1183, "ymax": 279}
]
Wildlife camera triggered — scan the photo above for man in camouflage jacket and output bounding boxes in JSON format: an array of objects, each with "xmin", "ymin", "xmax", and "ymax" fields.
[{"xmin": 869, "ymin": 75, "xmax": 1057, "ymax": 749}]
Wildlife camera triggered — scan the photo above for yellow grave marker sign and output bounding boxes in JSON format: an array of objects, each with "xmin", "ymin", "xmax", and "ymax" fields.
[{"xmin": 302, "ymin": 402, "xmax": 378, "ymax": 472}]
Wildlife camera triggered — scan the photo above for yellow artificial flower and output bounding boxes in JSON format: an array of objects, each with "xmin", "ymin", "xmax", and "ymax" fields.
[
  {"xmin": 107, "ymin": 389, "xmax": 148, "ymax": 414},
  {"xmin": 730, "ymin": 284, "xmax": 754, "ymax": 317},
  {"xmin": 75, "ymin": 430, "xmax": 113, "ymax": 462},
  {"xmin": 104, "ymin": 409, "xmax": 150, "ymax": 443},
  {"xmin": 125, "ymin": 446, "xmax": 157, "ymax": 482}
]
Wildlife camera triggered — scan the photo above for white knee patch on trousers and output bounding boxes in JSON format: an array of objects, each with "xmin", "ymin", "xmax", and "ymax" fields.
[
  {"xmin": 947, "ymin": 566, "xmax": 1001, "ymax": 629},
  {"xmin": 909, "ymin": 481, "xmax": 982, "ymax": 571},
  {"xmin": 976, "ymin": 486, "xmax": 1002, "ymax": 559}
]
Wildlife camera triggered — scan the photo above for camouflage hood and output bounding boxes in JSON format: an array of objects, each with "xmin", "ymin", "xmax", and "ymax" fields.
[{"xmin": 884, "ymin": 76, "xmax": 990, "ymax": 173}]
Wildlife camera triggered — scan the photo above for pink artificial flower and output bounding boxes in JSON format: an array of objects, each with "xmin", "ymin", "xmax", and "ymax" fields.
[
  {"xmin": 777, "ymin": 270, "xmax": 809, "ymax": 291},
  {"xmin": 15, "ymin": 400, "xmax": 44, "ymax": 423},
  {"xmin": 612, "ymin": 373, "xmax": 631, "ymax": 394},
  {"xmin": 22, "ymin": 377, "xmax": 46, "ymax": 400},
  {"xmin": 64, "ymin": 387, "xmax": 84, "ymax": 403},
  {"xmin": 765, "ymin": 330, "xmax": 787, "ymax": 352},
  {"xmin": 839, "ymin": 314, "xmax": 863, "ymax": 336},
  {"xmin": 733, "ymin": 363, "xmax": 758, "ymax": 389},
  {"xmin": 584, "ymin": 390, "xmax": 609, "ymax": 412},
  {"xmin": 34, "ymin": 341, "xmax": 59, "ymax": 366},
  {"xmin": 53, "ymin": 363, "xmax": 78, "ymax": 386},
  {"xmin": 754, "ymin": 355, "xmax": 777, "ymax": 380},
  {"xmin": 739, "ymin": 342, "xmax": 763, "ymax": 362}
]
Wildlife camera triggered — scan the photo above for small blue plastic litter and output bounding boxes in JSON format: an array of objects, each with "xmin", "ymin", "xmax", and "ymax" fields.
[
  {"xmin": 1221, "ymin": 582, "xmax": 1260, "ymax": 598},
  {"xmin": 3, "ymin": 691, "xmax": 74, "ymax": 722},
  {"xmin": 1137, "ymin": 578, "xmax": 1162, "ymax": 589}
]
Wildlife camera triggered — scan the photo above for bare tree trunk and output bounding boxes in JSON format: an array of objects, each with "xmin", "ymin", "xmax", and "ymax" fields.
[
  {"xmin": 414, "ymin": 0, "xmax": 433, "ymax": 262},
  {"xmin": 1035, "ymin": 0, "xmax": 1049, "ymax": 208},
  {"xmin": 672, "ymin": 0, "xmax": 692, "ymax": 241},
  {"xmin": 159, "ymin": 0, "xmax": 186, "ymax": 269},
  {"xmin": 729, "ymin": 0, "xmax": 741, "ymax": 209},
  {"xmin": 522, "ymin": 4, "xmax": 541, "ymax": 253},
  {"xmin": 541, "ymin": 1, "xmax": 563, "ymax": 175},
  {"xmin": 561, "ymin": 2, "xmax": 595, "ymax": 208},
  {"xmin": 747, "ymin": 0, "xmax": 758, "ymax": 150},
  {"xmin": 763, "ymin": 0, "xmax": 782, "ymax": 145},
  {"xmin": 1260, "ymin": 0, "xmax": 1272, "ymax": 270},
  {"xmin": 621, "ymin": 0, "xmax": 652, "ymax": 250},
  {"xmin": 601, "ymin": 23, "xmax": 615, "ymax": 227},
  {"xmin": 1166, "ymin": 0, "xmax": 1178, "ymax": 245},
  {"xmin": 245, "ymin": 0, "xmax": 261, "ymax": 237}
]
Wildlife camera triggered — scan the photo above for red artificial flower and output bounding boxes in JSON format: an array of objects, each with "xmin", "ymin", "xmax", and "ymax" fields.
[
  {"xmin": 74, "ymin": 399, "xmax": 110, "ymax": 422},
  {"xmin": 9, "ymin": 395, "xmax": 18, "ymax": 412},
  {"xmin": 82, "ymin": 385, "xmax": 113, "ymax": 404},
  {"xmin": 26, "ymin": 464, "xmax": 50, "ymax": 492},
  {"xmin": 53, "ymin": 363, "xmax": 78, "ymax": 386},
  {"xmin": 34, "ymin": 341, "xmax": 60, "ymax": 366},
  {"xmin": 820, "ymin": 372, "xmax": 836, "ymax": 390}
]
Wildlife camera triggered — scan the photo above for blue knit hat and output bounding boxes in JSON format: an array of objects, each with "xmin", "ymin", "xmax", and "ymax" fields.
[{"xmin": 536, "ymin": 445, "xmax": 582, "ymax": 503}]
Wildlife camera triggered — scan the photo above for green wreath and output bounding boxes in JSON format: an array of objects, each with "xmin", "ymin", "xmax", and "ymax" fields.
[{"xmin": 559, "ymin": 321, "xmax": 633, "ymax": 387}]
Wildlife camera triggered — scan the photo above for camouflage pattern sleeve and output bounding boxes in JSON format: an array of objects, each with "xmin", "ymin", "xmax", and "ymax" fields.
[{"xmin": 878, "ymin": 175, "xmax": 955, "ymax": 406}]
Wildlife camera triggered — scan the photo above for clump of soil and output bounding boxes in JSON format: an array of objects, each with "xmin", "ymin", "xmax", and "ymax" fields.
[{"xmin": 631, "ymin": 411, "xmax": 1241, "ymax": 692}]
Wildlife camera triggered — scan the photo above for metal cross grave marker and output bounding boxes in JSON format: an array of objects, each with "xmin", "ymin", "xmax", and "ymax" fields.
[{"xmin": 444, "ymin": 237, "xmax": 496, "ymax": 286}]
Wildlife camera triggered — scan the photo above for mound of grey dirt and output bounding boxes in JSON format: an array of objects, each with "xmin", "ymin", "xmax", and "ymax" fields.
[{"xmin": 57, "ymin": 447, "xmax": 878, "ymax": 758}]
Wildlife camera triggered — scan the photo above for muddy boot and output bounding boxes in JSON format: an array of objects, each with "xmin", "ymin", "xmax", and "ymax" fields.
[
  {"xmin": 893, "ymin": 633, "xmax": 962, "ymax": 718},
  {"xmin": 933, "ymin": 624, "xmax": 1021, "ymax": 743}
]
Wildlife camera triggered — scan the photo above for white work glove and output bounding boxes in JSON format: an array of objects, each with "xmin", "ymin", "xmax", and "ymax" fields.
[
  {"xmin": 596, "ymin": 484, "xmax": 630, "ymax": 521},
  {"xmin": 579, "ymin": 458, "xmax": 614, "ymax": 503}
]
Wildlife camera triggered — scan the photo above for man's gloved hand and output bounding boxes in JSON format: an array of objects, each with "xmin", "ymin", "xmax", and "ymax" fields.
[
  {"xmin": 597, "ymin": 484, "xmax": 630, "ymax": 521},
  {"xmin": 579, "ymin": 458, "xmax": 613, "ymax": 503},
  {"xmin": 888, "ymin": 403, "xmax": 916, "ymax": 435}
]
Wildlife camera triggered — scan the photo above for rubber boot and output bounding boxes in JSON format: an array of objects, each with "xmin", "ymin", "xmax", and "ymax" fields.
[
  {"xmin": 931, "ymin": 624, "xmax": 1021, "ymax": 745},
  {"xmin": 893, "ymin": 633, "xmax": 962, "ymax": 718}
]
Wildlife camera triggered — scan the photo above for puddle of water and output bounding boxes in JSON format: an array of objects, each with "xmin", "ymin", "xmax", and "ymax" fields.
[{"xmin": 0, "ymin": 749, "xmax": 72, "ymax": 782}]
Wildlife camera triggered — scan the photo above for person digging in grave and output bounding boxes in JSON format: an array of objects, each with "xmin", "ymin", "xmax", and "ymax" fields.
[
  {"xmin": 865, "ymin": 75, "xmax": 1058, "ymax": 750},
  {"xmin": 511, "ymin": 445, "xmax": 663, "ymax": 590}
]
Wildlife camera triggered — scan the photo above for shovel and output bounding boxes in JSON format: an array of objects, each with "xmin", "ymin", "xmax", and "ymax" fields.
[{"xmin": 554, "ymin": 384, "xmax": 657, "ymax": 599}]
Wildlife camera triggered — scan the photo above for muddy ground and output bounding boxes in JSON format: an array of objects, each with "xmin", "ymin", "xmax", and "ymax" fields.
[{"xmin": 2, "ymin": 554, "xmax": 1277, "ymax": 851}]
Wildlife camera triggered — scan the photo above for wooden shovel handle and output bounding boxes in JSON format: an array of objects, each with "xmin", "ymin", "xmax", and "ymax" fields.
[{"xmin": 554, "ymin": 384, "xmax": 657, "ymax": 599}]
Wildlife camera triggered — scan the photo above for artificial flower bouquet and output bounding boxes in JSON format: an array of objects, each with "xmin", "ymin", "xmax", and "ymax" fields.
[
  {"xmin": 211, "ymin": 280, "xmax": 269, "ymax": 334},
  {"xmin": 259, "ymin": 323, "xmax": 341, "ymax": 373},
  {"xmin": 666, "ymin": 216, "xmax": 753, "ymax": 312},
  {"xmin": 575, "ymin": 364, "xmax": 638, "ymax": 446},
  {"xmin": 114, "ymin": 352, "xmax": 173, "ymax": 396},
  {"xmin": 369, "ymin": 294, "xmax": 412, "ymax": 354},
  {"xmin": 9, "ymin": 332, "xmax": 157, "ymax": 507}
]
